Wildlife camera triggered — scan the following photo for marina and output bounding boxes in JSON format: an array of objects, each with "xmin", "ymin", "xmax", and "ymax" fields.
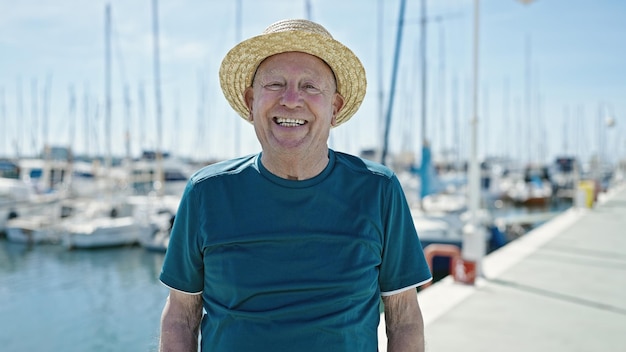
[
  {"xmin": 1, "ymin": 155, "xmax": 622, "ymax": 351},
  {"xmin": 1, "ymin": 1, "xmax": 625, "ymax": 351}
]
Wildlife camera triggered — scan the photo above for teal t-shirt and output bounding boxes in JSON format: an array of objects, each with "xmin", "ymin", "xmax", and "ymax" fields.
[{"xmin": 160, "ymin": 150, "xmax": 432, "ymax": 351}]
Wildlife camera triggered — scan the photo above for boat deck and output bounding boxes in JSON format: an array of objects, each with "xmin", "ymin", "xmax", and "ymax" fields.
[{"xmin": 379, "ymin": 182, "xmax": 626, "ymax": 351}]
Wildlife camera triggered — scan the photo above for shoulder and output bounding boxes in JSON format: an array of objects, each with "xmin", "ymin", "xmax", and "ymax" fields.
[
  {"xmin": 189, "ymin": 154, "xmax": 258, "ymax": 185},
  {"xmin": 333, "ymin": 150, "xmax": 396, "ymax": 180}
]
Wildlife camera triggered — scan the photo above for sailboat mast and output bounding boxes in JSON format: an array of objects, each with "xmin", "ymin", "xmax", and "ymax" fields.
[
  {"xmin": 380, "ymin": 0, "xmax": 407, "ymax": 165},
  {"xmin": 234, "ymin": 0, "xmax": 242, "ymax": 157},
  {"xmin": 138, "ymin": 82, "xmax": 146, "ymax": 153},
  {"xmin": 31, "ymin": 78, "xmax": 38, "ymax": 156},
  {"xmin": 15, "ymin": 78, "xmax": 24, "ymax": 158},
  {"xmin": 420, "ymin": 0, "xmax": 427, "ymax": 147},
  {"xmin": 524, "ymin": 34, "xmax": 532, "ymax": 164},
  {"xmin": 83, "ymin": 82, "xmax": 90, "ymax": 159},
  {"xmin": 305, "ymin": 0, "xmax": 312, "ymax": 20},
  {"xmin": 468, "ymin": 0, "xmax": 481, "ymax": 222},
  {"xmin": 377, "ymin": 0, "xmax": 384, "ymax": 153},
  {"xmin": 67, "ymin": 84, "xmax": 77, "ymax": 187},
  {"xmin": 42, "ymin": 74, "xmax": 52, "ymax": 155},
  {"xmin": 152, "ymin": 0, "xmax": 164, "ymax": 195},
  {"xmin": 68, "ymin": 85, "xmax": 76, "ymax": 153},
  {"xmin": 124, "ymin": 84, "xmax": 131, "ymax": 161},
  {"xmin": 0, "ymin": 87, "xmax": 5, "ymax": 157},
  {"xmin": 104, "ymin": 3, "xmax": 112, "ymax": 173},
  {"xmin": 42, "ymin": 73, "xmax": 52, "ymax": 189},
  {"xmin": 418, "ymin": 0, "xmax": 432, "ymax": 203}
]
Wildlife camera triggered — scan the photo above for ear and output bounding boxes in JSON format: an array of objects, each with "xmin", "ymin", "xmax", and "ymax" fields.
[
  {"xmin": 331, "ymin": 92, "xmax": 345, "ymax": 126},
  {"xmin": 244, "ymin": 87, "xmax": 254, "ymax": 121}
]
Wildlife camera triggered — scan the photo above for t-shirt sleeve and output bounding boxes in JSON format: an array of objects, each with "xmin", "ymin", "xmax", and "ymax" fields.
[
  {"xmin": 159, "ymin": 181, "xmax": 204, "ymax": 294},
  {"xmin": 379, "ymin": 175, "xmax": 432, "ymax": 295}
]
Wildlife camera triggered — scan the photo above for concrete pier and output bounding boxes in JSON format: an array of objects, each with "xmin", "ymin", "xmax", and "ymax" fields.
[{"xmin": 379, "ymin": 183, "xmax": 626, "ymax": 351}]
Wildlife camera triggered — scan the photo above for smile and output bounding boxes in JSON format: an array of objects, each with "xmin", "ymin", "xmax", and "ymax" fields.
[{"xmin": 274, "ymin": 117, "xmax": 307, "ymax": 127}]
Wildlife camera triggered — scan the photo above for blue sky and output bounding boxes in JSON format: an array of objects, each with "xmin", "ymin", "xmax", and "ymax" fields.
[{"xmin": 1, "ymin": 0, "xmax": 625, "ymax": 166}]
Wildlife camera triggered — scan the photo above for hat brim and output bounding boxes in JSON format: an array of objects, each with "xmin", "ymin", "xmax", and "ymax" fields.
[{"xmin": 219, "ymin": 30, "xmax": 366, "ymax": 127}]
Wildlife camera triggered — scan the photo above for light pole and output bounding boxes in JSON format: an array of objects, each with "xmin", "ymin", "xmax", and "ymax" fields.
[
  {"xmin": 461, "ymin": 0, "xmax": 538, "ymax": 285},
  {"xmin": 600, "ymin": 103, "xmax": 616, "ymax": 190},
  {"xmin": 460, "ymin": 0, "xmax": 486, "ymax": 284}
]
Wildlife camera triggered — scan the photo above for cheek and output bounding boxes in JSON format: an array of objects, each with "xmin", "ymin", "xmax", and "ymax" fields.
[
  {"xmin": 309, "ymin": 96, "xmax": 332, "ymax": 113},
  {"xmin": 253, "ymin": 93, "xmax": 278, "ymax": 111}
]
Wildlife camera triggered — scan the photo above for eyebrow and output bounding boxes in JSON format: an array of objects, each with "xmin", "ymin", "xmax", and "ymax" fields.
[
  {"xmin": 251, "ymin": 59, "xmax": 338, "ymax": 90},
  {"xmin": 254, "ymin": 68, "xmax": 337, "ymax": 91}
]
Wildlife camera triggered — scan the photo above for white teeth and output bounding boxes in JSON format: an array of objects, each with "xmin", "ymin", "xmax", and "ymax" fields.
[{"xmin": 275, "ymin": 118, "xmax": 306, "ymax": 127}]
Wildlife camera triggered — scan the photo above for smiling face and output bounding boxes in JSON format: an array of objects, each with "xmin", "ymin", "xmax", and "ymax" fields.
[{"xmin": 244, "ymin": 52, "xmax": 345, "ymax": 160}]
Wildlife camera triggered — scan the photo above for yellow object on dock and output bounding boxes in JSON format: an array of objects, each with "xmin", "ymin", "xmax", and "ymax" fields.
[{"xmin": 577, "ymin": 180, "xmax": 595, "ymax": 208}]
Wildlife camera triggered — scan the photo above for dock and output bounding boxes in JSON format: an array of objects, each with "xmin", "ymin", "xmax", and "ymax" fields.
[{"xmin": 379, "ymin": 182, "xmax": 626, "ymax": 351}]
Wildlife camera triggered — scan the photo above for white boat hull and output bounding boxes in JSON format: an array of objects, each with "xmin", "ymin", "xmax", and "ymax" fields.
[
  {"xmin": 5, "ymin": 215, "xmax": 64, "ymax": 244},
  {"xmin": 63, "ymin": 216, "xmax": 152, "ymax": 249}
]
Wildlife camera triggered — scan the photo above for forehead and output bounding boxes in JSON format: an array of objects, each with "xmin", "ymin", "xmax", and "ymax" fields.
[{"xmin": 255, "ymin": 52, "xmax": 336, "ymax": 81}]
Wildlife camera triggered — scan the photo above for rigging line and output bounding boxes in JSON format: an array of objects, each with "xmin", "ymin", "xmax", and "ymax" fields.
[{"xmin": 487, "ymin": 277, "xmax": 626, "ymax": 316}]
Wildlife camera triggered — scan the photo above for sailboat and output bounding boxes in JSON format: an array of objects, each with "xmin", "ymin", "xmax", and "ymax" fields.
[
  {"xmin": 136, "ymin": 0, "xmax": 190, "ymax": 253},
  {"xmin": 503, "ymin": 164, "xmax": 553, "ymax": 206},
  {"xmin": 62, "ymin": 197, "xmax": 156, "ymax": 249},
  {"xmin": 3, "ymin": 146, "xmax": 74, "ymax": 244},
  {"xmin": 4, "ymin": 199, "xmax": 70, "ymax": 244},
  {"xmin": 62, "ymin": 3, "xmax": 155, "ymax": 249}
]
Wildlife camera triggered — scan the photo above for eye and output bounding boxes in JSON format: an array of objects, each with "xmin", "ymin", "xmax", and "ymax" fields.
[
  {"xmin": 302, "ymin": 83, "xmax": 321, "ymax": 94},
  {"xmin": 262, "ymin": 82, "xmax": 284, "ymax": 91}
]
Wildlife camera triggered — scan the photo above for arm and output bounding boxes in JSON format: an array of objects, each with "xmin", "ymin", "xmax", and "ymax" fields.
[
  {"xmin": 159, "ymin": 289, "xmax": 203, "ymax": 352},
  {"xmin": 382, "ymin": 288, "xmax": 425, "ymax": 352}
]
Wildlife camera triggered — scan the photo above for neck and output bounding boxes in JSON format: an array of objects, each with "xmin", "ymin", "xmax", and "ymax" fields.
[{"xmin": 261, "ymin": 147, "xmax": 330, "ymax": 180}]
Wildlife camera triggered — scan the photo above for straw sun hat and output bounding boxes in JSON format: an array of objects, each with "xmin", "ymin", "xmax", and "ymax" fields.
[{"xmin": 219, "ymin": 19, "xmax": 367, "ymax": 127}]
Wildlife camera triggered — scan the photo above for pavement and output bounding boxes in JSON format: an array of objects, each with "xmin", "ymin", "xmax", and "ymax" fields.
[{"xmin": 378, "ymin": 182, "xmax": 626, "ymax": 351}]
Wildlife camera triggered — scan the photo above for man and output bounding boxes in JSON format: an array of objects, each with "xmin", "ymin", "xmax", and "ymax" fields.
[{"xmin": 159, "ymin": 19, "xmax": 432, "ymax": 352}]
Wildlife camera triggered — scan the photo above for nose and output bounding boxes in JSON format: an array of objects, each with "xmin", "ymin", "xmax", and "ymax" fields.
[{"xmin": 279, "ymin": 83, "xmax": 303, "ymax": 108}]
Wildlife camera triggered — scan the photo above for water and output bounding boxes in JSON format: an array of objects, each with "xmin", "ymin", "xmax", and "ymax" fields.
[
  {"xmin": 489, "ymin": 197, "xmax": 573, "ymax": 234},
  {"xmin": 0, "ymin": 241, "xmax": 169, "ymax": 352}
]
